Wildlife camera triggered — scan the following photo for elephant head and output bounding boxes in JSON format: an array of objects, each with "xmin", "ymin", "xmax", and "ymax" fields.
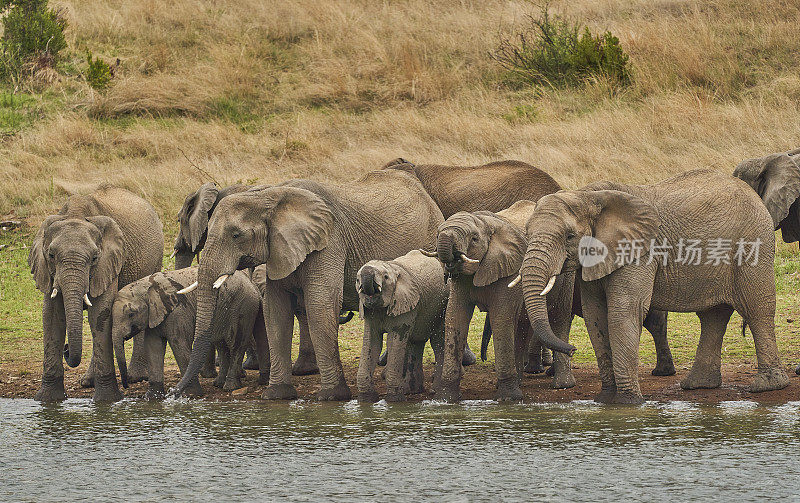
[
  {"xmin": 174, "ymin": 183, "xmax": 219, "ymax": 269},
  {"xmin": 174, "ymin": 185, "xmax": 334, "ymax": 392},
  {"xmin": 356, "ymin": 260, "xmax": 420, "ymax": 318},
  {"xmin": 520, "ymin": 189, "xmax": 659, "ymax": 356},
  {"xmin": 733, "ymin": 150, "xmax": 800, "ymax": 243},
  {"xmin": 112, "ymin": 272, "xmax": 189, "ymax": 388},
  {"xmin": 29, "ymin": 215, "xmax": 125, "ymax": 368}
]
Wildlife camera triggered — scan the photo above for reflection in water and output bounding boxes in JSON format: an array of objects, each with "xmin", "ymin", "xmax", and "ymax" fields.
[{"xmin": 1, "ymin": 399, "xmax": 800, "ymax": 501}]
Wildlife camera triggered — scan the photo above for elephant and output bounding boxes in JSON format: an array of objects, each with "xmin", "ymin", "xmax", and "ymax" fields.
[
  {"xmin": 356, "ymin": 250, "xmax": 448, "ymax": 402},
  {"xmin": 518, "ymin": 169, "xmax": 789, "ymax": 404},
  {"xmin": 433, "ymin": 201, "xmax": 577, "ymax": 402},
  {"xmin": 171, "ymin": 170, "xmax": 444, "ymax": 401},
  {"xmin": 112, "ymin": 267, "xmax": 269, "ymax": 398},
  {"xmin": 28, "ymin": 186, "xmax": 164, "ymax": 402},
  {"xmin": 174, "ymin": 182, "xmax": 354, "ymax": 376},
  {"xmin": 383, "ymin": 157, "xmax": 675, "ymax": 376}
]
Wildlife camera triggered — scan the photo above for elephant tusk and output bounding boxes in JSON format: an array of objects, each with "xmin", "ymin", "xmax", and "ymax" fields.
[
  {"xmin": 417, "ymin": 249, "xmax": 438, "ymax": 257},
  {"xmin": 507, "ymin": 274, "xmax": 521, "ymax": 288},
  {"xmin": 170, "ymin": 249, "xmax": 177, "ymax": 259},
  {"xmin": 50, "ymin": 287, "xmax": 58, "ymax": 299},
  {"xmin": 460, "ymin": 255, "xmax": 480, "ymax": 264},
  {"xmin": 213, "ymin": 274, "xmax": 230, "ymax": 289},
  {"xmin": 539, "ymin": 276, "xmax": 557, "ymax": 296},
  {"xmin": 84, "ymin": 293, "xmax": 93, "ymax": 307},
  {"xmin": 376, "ymin": 285, "xmax": 382, "ymax": 293},
  {"xmin": 177, "ymin": 281, "xmax": 198, "ymax": 294}
]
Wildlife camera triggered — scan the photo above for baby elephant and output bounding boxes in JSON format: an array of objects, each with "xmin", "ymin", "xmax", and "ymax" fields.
[
  {"xmin": 356, "ymin": 250, "xmax": 448, "ymax": 402},
  {"xmin": 112, "ymin": 267, "xmax": 268, "ymax": 398}
]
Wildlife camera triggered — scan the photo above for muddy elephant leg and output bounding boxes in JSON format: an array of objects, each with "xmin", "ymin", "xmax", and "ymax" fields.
[
  {"xmin": 169, "ymin": 331, "xmax": 192, "ymax": 380},
  {"xmin": 541, "ymin": 347, "xmax": 553, "ymax": 367},
  {"xmin": 143, "ymin": 333, "xmax": 167, "ymax": 400},
  {"xmin": 263, "ymin": 288, "xmax": 297, "ymax": 400},
  {"xmin": 126, "ymin": 332, "xmax": 150, "ymax": 384},
  {"xmin": 525, "ymin": 337, "xmax": 545, "ymax": 374},
  {"xmin": 489, "ymin": 307, "xmax": 522, "ymax": 402},
  {"xmin": 644, "ymin": 310, "xmax": 675, "ymax": 376},
  {"xmin": 606, "ymin": 287, "xmax": 649, "ymax": 405},
  {"xmin": 580, "ymin": 280, "xmax": 615, "ymax": 404},
  {"xmin": 746, "ymin": 313, "xmax": 789, "ymax": 392},
  {"xmin": 250, "ymin": 304, "xmax": 270, "ymax": 385},
  {"xmin": 385, "ymin": 330, "xmax": 409, "ymax": 402},
  {"xmin": 547, "ymin": 272, "xmax": 576, "ymax": 389},
  {"xmin": 304, "ymin": 285, "xmax": 351, "ymax": 401},
  {"xmin": 35, "ymin": 294, "xmax": 68, "ymax": 402},
  {"xmin": 292, "ymin": 314, "xmax": 319, "ymax": 376},
  {"xmin": 88, "ymin": 291, "xmax": 122, "ymax": 402},
  {"xmin": 80, "ymin": 356, "xmax": 96, "ymax": 388},
  {"xmin": 680, "ymin": 306, "xmax": 732, "ymax": 390},
  {"xmin": 435, "ymin": 282, "xmax": 474, "ymax": 402},
  {"xmin": 356, "ymin": 320, "xmax": 383, "ymax": 402},
  {"xmin": 200, "ymin": 347, "xmax": 218, "ymax": 378},
  {"xmin": 407, "ymin": 340, "xmax": 426, "ymax": 396},
  {"xmin": 214, "ymin": 343, "xmax": 230, "ymax": 389},
  {"xmin": 223, "ymin": 328, "xmax": 248, "ymax": 391}
]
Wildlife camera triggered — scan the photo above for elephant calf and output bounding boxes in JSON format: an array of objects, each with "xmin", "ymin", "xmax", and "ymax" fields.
[
  {"xmin": 356, "ymin": 250, "xmax": 448, "ymax": 402},
  {"xmin": 112, "ymin": 267, "xmax": 269, "ymax": 398}
]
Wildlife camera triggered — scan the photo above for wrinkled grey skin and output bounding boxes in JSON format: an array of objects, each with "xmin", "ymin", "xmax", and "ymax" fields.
[
  {"xmin": 434, "ymin": 202, "xmax": 577, "ymax": 402},
  {"xmin": 521, "ymin": 170, "xmax": 788, "ymax": 404},
  {"xmin": 113, "ymin": 267, "xmax": 269, "ymax": 398},
  {"xmin": 29, "ymin": 186, "xmax": 163, "ymax": 402},
  {"xmin": 732, "ymin": 148, "xmax": 800, "ymax": 375},
  {"xmin": 174, "ymin": 182, "xmax": 352, "ymax": 377},
  {"xmin": 383, "ymin": 158, "xmax": 675, "ymax": 377},
  {"xmin": 172, "ymin": 170, "xmax": 444, "ymax": 401},
  {"xmin": 356, "ymin": 251, "xmax": 448, "ymax": 402}
]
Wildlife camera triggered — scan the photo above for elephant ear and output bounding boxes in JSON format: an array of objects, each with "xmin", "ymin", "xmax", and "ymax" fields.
[
  {"xmin": 177, "ymin": 183, "xmax": 219, "ymax": 252},
  {"xmin": 28, "ymin": 215, "xmax": 63, "ymax": 294},
  {"xmin": 733, "ymin": 153, "xmax": 800, "ymax": 233},
  {"xmin": 147, "ymin": 274, "xmax": 183, "ymax": 328},
  {"xmin": 381, "ymin": 158, "xmax": 415, "ymax": 171},
  {"xmin": 473, "ymin": 212, "xmax": 526, "ymax": 287},
  {"xmin": 386, "ymin": 264, "xmax": 420, "ymax": 317},
  {"xmin": 582, "ymin": 190, "xmax": 659, "ymax": 282},
  {"xmin": 86, "ymin": 216, "xmax": 126, "ymax": 297},
  {"xmin": 265, "ymin": 188, "xmax": 334, "ymax": 280}
]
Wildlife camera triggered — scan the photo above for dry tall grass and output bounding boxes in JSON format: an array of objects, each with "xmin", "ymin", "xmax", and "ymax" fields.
[{"xmin": 2, "ymin": 0, "xmax": 800, "ymax": 233}]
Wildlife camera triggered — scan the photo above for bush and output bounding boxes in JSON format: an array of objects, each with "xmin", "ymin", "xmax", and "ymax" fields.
[
  {"xmin": 492, "ymin": 4, "xmax": 630, "ymax": 89},
  {"xmin": 0, "ymin": 0, "xmax": 67, "ymax": 85},
  {"xmin": 85, "ymin": 51, "xmax": 111, "ymax": 90}
]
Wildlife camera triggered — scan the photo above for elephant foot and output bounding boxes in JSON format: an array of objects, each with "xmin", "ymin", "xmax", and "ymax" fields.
[
  {"xmin": 258, "ymin": 371, "xmax": 270, "ymax": 385},
  {"xmin": 435, "ymin": 379, "xmax": 462, "ymax": 403},
  {"xmin": 263, "ymin": 383, "xmax": 298, "ymax": 400},
  {"xmin": 545, "ymin": 366, "xmax": 555, "ymax": 377},
  {"xmin": 92, "ymin": 373, "xmax": 122, "ymax": 403},
  {"xmin": 495, "ymin": 376, "xmax": 522, "ymax": 402},
  {"xmin": 651, "ymin": 361, "xmax": 677, "ymax": 376},
  {"xmin": 291, "ymin": 353, "xmax": 320, "ymax": 376},
  {"xmin": 35, "ymin": 375, "xmax": 66, "ymax": 402},
  {"xmin": 223, "ymin": 377, "xmax": 243, "ymax": 392},
  {"xmin": 462, "ymin": 346, "xmax": 477, "ymax": 367},
  {"xmin": 593, "ymin": 385, "xmax": 617, "ymax": 404},
  {"xmin": 144, "ymin": 382, "xmax": 165, "ymax": 401},
  {"xmin": 378, "ymin": 350, "xmax": 388, "ymax": 367},
  {"xmin": 611, "ymin": 390, "xmax": 645, "ymax": 405},
  {"xmin": 80, "ymin": 372, "xmax": 94, "ymax": 389},
  {"xmin": 212, "ymin": 375, "xmax": 226, "ymax": 388},
  {"xmin": 183, "ymin": 378, "xmax": 205, "ymax": 398},
  {"xmin": 748, "ymin": 367, "xmax": 789, "ymax": 393},
  {"xmin": 126, "ymin": 363, "xmax": 149, "ymax": 385},
  {"xmin": 524, "ymin": 361, "xmax": 545, "ymax": 374},
  {"xmin": 680, "ymin": 367, "xmax": 721, "ymax": 390},
  {"xmin": 385, "ymin": 387, "xmax": 407, "ymax": 403},
  {"xmin": 317, "ymin": 378, "xmax": 352, "ymax": 401},
  {"xmin": 541, "ymin": 348, "xmax": 553, "ymax": 367},
  {"xmin": 358, "ymin": 389, "xmax": 380, "ymax": 403},
  {"xmin": 551, "ymin": 370, "xmax": 576, "ymax": 390},
  {"xmin": 200, "ymin": 362, "xmax": 218, "ymax": 379},
  {"xmin": 242, "ymin": 353, "xmax": 259, "ymax": 371}
]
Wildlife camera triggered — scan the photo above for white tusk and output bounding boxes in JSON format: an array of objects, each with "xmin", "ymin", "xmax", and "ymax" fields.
[
  {"xmin": 170, "ymin": 249, "xmax": 177, "ymax": 259},
  {"xmin": 418, "ymin": 249, "xmax": 438, "ymax": 257},
  {"xmin": 51, "ymin": 287, "xmax": 58, "ymax": 299},
  {"xmin": 177, "ymin": 281, "xmax": 198, "ymax": 294},
  {"xmin": 213, "ymin": 274, "xmax": 230, "ymax": 289},
  {"xmin": 84, "ymin": 293, "xmax": 93, "ymax": 307},
  {"xmin": 539, "ymin": 276, "xmax": 557, "ymax": 296},
  {"xmin": 376, "ymin": 285, "xmax": 382, "ymax": 293},
  {"xmin": 507, "ymin": 274, "xmax": 521, "ymax": 288},
  {"xmin": 460, "ymin": 255, "xmax": 480, "ymax": 264}
]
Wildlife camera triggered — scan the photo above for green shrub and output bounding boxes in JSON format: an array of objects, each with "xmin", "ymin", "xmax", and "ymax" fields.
[
  {"xmin": 0, "ymin": 0, "xmax": 67, "ymax": 84},
  {"xmin": 85, "ymin": 51, "xmax": 111, "ymax": 90},
  {"xmin": 492, "ymin": 4, "xmax": 630, "ymax": 89}
]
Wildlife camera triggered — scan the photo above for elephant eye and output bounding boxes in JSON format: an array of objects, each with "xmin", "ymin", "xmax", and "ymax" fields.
[
  {"xmin": 48, "ymin": 251, "xmax": 55, "ymax": 259},
  {"xmin": 567, "ymin": 231, "xmax": 577, "ymax": 240},
  {"xmin": 232, "ymin": 230, "xmax": 242, "ymax": 239},
  {"xmin": 471, "ymin": 235, "xmax": 479, "ymax": 242},
  {"xmin": 91, "ymin": 254, "xmax": 99, "ymax": 264},
  {"xmin": 384, "ymin": 274, "xmax": 389, "ymax": 279}
]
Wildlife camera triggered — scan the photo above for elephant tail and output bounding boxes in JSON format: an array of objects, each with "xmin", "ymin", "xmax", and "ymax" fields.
[
  {"xmin": 480, "ymin": 318, "xmax": 492, "ymax": 362},
  {"xmin": 741, "ymin": 319, "xmax": 748, "ymax": 338}
]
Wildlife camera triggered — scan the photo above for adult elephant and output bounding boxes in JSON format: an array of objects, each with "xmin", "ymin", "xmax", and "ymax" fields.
[
  {"xmin": 518, "ymin": 170, "xmax": 788, "ymax": 404},
  {"xmin": 29, "ymin": 186, "xmax": 164, "ymax": 402},
  {"xmin": 172, "ymin": 170, "xmax": 444, "ymax": 400},
  {"xmin": 173, "ymin": 182, "xmax": 352, "ymax": 376},
  {"xmin": 383, "ymin": 158, "xmax": 674, "ymax": 376}
]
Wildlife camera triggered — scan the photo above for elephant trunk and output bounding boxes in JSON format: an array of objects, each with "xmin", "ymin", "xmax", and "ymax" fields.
[
  {"xmin": 60, "ymin": 266, "xmax": 88, "ymax": 368},
  {"xmin": 359, "ymin": 267, "xmax": 380, "ymax": 296},
  {"xmin": 437, "ymin": 231, "xmax": 455, "ymax": 265},
  {"xmin": 112, "ymin": 328, "xmax": 129, "ymax": 389},
  {"xmin": 520, "ymin": 244, "xmax": 576, "ymax": 356},
  {"xmin": 174, "ymin": 249, "xmax": 195, "ymax": 270}
]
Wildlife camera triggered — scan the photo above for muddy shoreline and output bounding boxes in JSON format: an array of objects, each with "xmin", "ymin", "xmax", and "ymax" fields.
[{"xmin": 1, "ymin": 362, "xmax": 798, "ymax": 404}]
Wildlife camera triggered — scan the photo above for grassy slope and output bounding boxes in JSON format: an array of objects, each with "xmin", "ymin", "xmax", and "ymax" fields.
[{"xmin": 2, "ymin": 0, "xmax": 800, "ymax": 376}]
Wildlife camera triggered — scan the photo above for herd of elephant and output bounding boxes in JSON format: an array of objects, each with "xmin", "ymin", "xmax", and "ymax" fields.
[{"xmin": 27, "ymin": 149, "xmax": 800, "ymax": 405}]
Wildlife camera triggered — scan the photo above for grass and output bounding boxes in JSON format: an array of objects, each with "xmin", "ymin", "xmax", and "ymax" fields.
[{"xmin": 2, "ymin": 0, "xmax": 800, "ymax": 377}]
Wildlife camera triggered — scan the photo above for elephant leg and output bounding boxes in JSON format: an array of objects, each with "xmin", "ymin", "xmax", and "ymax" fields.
[
  {"xmin": 35, "ymin": 294, "xmax": 67, "ymax": 402},
  {"xmin": 80, "ymin": 355, "xmax": 96, "ymax": 388},
  {"xmin": 169, "ymin": 331, "xmax": 192, "ymax": 379},
  {"xmin": 436, "ymin": 283, "xmax": 474, "ymax": 403},
  {"xmin": 87, "ymin": 292, "xmax": 122, "ymax": 402},
  {"xmin": 580, "ymin": 280, "xmax": 615, "ymax": 403},
  {"xmin": 407, "ymin": 340, "xmax": 426, "ymax": 396},
  {"xmin": 262, "ymin": 288, "xmax": 298, "ymax": 400},
  {"xmin": 384, "ymin": 330, "xmax": 409, "ymax": 402},
  {"xmin": 200, "ymin": 347, "xmax": 218, "ymax": 379},
  {"xmin": 304, "ymin": 285, "xmax": 351, "ymax": 401},
  {"xmin": 251, "ymin": 304, "xmax": 271, "ymax": 385},
  {"xmin": 143, "ymin": 334, "xmax": 167, "ymax": 400},
  {"xmin": 547, "ymin": 271, "xmax": 576, "ymax": 390},
  {"xmin": 223, "ymin": 328, "xmax": 247, "ymax": 391},
  {"xmin": 356, "ymin": 320, "xmax": 383, "ymax": 402},
  {"xmin": 541, "ymin": 347, "xmax": 553, "ymax": 367},
  {"xmin": 745, "ymin": 313, "xmax": 789, "ymax": 393},
  {"xmin": 644, "ymin": 310, "xmax": 675, "ymax": 376},
  {"xmin": 242, "ymin": 345, "xmax": 259, "ymax": 371},
  {"xmin": 430, "ymin": 321, "xmax": 445, "ymax": 390},
  {"xmin": 525, "ymin": 336, "xmax": 545, "ymax": 374},
  {"xmin": 489, "ymin": 307, "xmax": 522, "ymax": 402},
  {"xmin": 461, "ymin": 345, "xmax": 477, "ymax": 367},
  {"xmin": 292, "ymin": 315, "xmax": 319, "ymax": 376},
  {"xmin": 127, "ymin": 332, "xmax": 150, "ymax": 384},
  {"xmin": 680, "ymin": 306, "xmax": 732, "ymax": 390},
  {"xmin": 214, "ymin": 343, "xmax": 231, "ymax": 389},
  {"xmin": 606, "ymin": 282, "xmax": 650, "ymax": 405}
]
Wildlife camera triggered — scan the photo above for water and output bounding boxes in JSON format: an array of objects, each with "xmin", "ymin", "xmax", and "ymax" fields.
[{"xmin": 1, "ymin": 398, "xmax": 799, "ymax": 502}]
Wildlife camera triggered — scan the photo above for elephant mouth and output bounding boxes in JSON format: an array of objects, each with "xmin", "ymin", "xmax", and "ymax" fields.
[
  {"xmin": 362, "ymin": 295, "xmax": 384, "ymax": 310},
  {"xmin": 237, "ymin": 255, "xmax": 259, "ymax": 269}
]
